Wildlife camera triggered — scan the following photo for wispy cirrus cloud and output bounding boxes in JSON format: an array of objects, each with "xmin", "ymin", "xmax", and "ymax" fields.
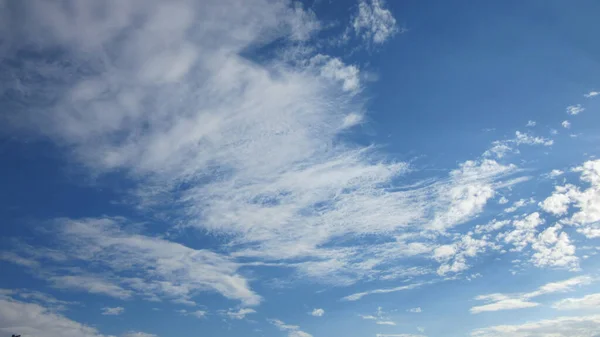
[
  {"xmin": 471, "ymin": 314, "xmax": 600, "ymax": 337},
  {"xmin": 0, "ymin": 293, "xmax": 109, "ymax": 337},
  {"xmin": 470, "ymin": 276, "xmax": 593, "ymax": 313}
]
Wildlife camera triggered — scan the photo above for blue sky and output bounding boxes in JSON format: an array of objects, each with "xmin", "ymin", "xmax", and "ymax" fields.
[{"xmin": 1, "ymin": 1, "xmax": 600, "ymax": 336}]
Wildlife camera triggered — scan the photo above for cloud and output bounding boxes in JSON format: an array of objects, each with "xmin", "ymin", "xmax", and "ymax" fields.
[
  {"xmin": 514, "ymin": 131, "xmax": 553, "ymax": 146},
  {"xmin": 224, "ymin": 308, "xmax": 256, "ymax": 320},
  {"xmin": 269, "ymin": 319, "xmax": 313, "ymax": 337},
  {"xmin": 471, "ymin": 315, "xmax": 600, "ymax": 337},
  {"xmin": 526, "ymin": 120, "xmax": 536, "ymax": 127},
  {"xmin": 0, "ymin": 289, "xmax": 76, "ymax": 311},
  {"xmin": 584, "ymin": 91, "xmax": 599, "ymax": 98},
  {"xmin": 566, "ymin": 104, "xmax": 585, "ymax": 115},
  {"xmin": 539, "ymin": 160, "xmax": 600, "ymax": 237},
  {"xmin": 470, "ymin": 296, "xmax": 539, "ymax": 314},
  {"xmin": 407, "ymin": 307, "xmax": 422, "ymax": 313},
  {"xmin": 376, "ymin": 335, "xmax": 426, "ymax": 337},
  {"xmin": 498, "ymin": 212, "xmax": 545, "ymax": 252},
  {"xmin": 433, "ymin": 233, "xmax": 497, "ymax": 276},
  {"xmin": 553, "ymin": 293, "xmax": 600, "ymax": 310},
  {"xmin": 484, "ymin": 131, "xmax": 553, "ymax": 159},
  {"xmin": 8, "ymin": 217, "xmax": 260, "ymax": 306},
  {"xmin": 310, "ymin": 308, "xmax": 325, "ymax": 317},
  {"xmin": 470, "ymin": 276, "xmax": 592, "ymax": 314},
  {"xmin": 176, "ymin": 310, "xmax": 207, "ymax": 319},
  {"xmin": 562, "ymin": 120, "xmax": 571, "ymax": 128},
  {"xmin": 123, "ymin": 333, "xmax": 158, "ymax": 337},
  {"xmin": 0, "ymin": 0, "xmax": 539, "ymax": 316},
  {"xmin": 0, "ymin": 295, "xmax": 109, "ymax": 337},
  {"xmin": 530, "ymin": 224, "xmax": 578, "ymax": 270},
  {"xmin": 101, "ymin": 306, "xmax": 125, "ymax": 316},
  {"xmin": 503, "ymin": 198, "xmax": 535, "ymax": 213},
  {"xmin": 50, "ymin": 275, "xmax": 133, "ymax": 300},
  {"xmin": 309, "ymin": 54, "xmax": 361, "ymax": 93},
  {"xmin": 343, "ymin": 282, "xmax": 426, "ymax": 301},
  {"xmin": 548, "ymin": 169, "xmax": 564, "ymax": 178},
  {"xmin": 352, "ymin": 0, "xmax": 399, "ymax": 44},
  {"xmin": 377, "ymin": 321, "xmax": 397, "ymax": 325}
]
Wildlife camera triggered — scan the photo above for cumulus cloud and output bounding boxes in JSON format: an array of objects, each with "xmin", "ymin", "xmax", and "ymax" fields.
[
  {"xmin": 503, "ymin": 198, "xmax": 535, "ymax": 213},
  {"xmin": 224, "ymin": 308, "xmax": 256, "ymax": 320},
  {"xmin": 407, "ymin": 307, "xmax": 422, "ymax": 313},
  {"xmin": 584, "ymin": 91, "xmax": 599, "ymax": 98},
  {"xmin": 471, "ymin": 314, "xmax": 600, "ymax": 337},
  {"xmin": 566, "ymin": 104, "xmax": 585, "ymax": 115},
  {"xmin": 352, "ymin": 0, "xmax": 399, "ymax": 44},
  {"xmin": 548, "ymin": 169, "xmax": 564, "ymax": 178},
  {"xmin": 470, "ymin": 276, "xmax": 592, "ymax": 314},
  {"xmin": 526, "ymin": 120, "xmax": 536, "ymax": 127},
  {"xmin": 101, "ymin": 306, "xmax": 125, "ymax": 316},
  {"xmin": 562, "ymin": 120, "xmax": 571, "ymax": 128},
  {"xmin": 539, "ymin": 160, "xmax": 600, "ymax": 238},
  {"xmin": 310, "ymin": 308, "xmax": 325, "ymax": 317},
  {"xmin": 530, "ymin": 224, "xmax": 578, "ymax": 270},
  {"xmin": 434, "ymin": 233, "xmax": 498, "ymax": 276}
]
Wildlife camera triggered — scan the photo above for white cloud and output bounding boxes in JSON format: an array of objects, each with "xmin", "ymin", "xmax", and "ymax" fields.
[
  {"xmin": 0, "ymin": 296, "xmax": 109, "ymax": 337},
  {"xmin": 562, "ymin": 120, "xmax": 571, "ymax": 128},
  {"xmin": 376, "ymin": 335, "xmax": 426, "ymax": 337},
  {"xmin": 0, "ymin": 0, "xmax": 536, "ymax": 313},
  {"xmin": 530, "ymin": 224, "xmax": 578, "ymax": 270},
  {"xmin": 484, "ymin": 131, "xmax": 553, "ymax": 159},
  {"xmin": 553, "ymin": 293, "xmax": 600, "ymax": 310},
  {"xmin": 224, "ymin": 308, "xmax": 256, "ymax": 320},
  {"xmin": 539, "ymin": 160, "xmax": 600, "ymax": 236},
  {"xmin": 549, "ymin": 169, "xmax": 564, "ymax": 178},
  {"xmin": 309, "ymin": 54, "xmax": 361, "ymax": 93},
  {"xmin": 377, "ymin": 321, "xmax": 397, "ymax": 325},
  {"xmin": 269, "ymin": 319, "xmax": 313, "ymax": 337},
  {"xmin": 50, "ymin": 275, "xmax": 133, "ymax": 300},
  {"xmin": 407, "ymin": 307, "xmax": 422, "ymax": 313},
  {"xmin": 499, "ymin": 212, "xmax": 545, "ymax": 252},
  {"xmin": 178, "ymin": 309, "xmax": 207, "ymax": 319},
  {"xmin": 470, "ymin": 296, "xmax": 539, "ymax": 314},
  {"xmin": 566, "ymin": 104, "xmax": 585, "ymax": 115},
  {"xmin": 471, "ymin": 314, "xmax": 600, "ymax": 337},
  {"xmin": 352, "ymin": 0, "xmax": 399, "ymax": 44},
  {"xmin": 526, "ymin": 120, "xmax": 536, "ymax": 127},
  {"xmin": 310, "ymin": 308, "xmax": 325, "ymax": 317},
  {"xmin": 101, "ymin": 306, "xmax": 125, "ymax": 316},
  {"xmin": 584, "ymin": 91, "xmax": 599, "ymax": 98},
  {"xmin": 123, "ymin": 333, "xmax": 158, "ymax": 337},
  {"xmin": 11, "ymin": 217, "xmax": 260, "ymax": 306},
  {"xmin": 470, "ymin": 276, "xmax": 592, "ymax": 314},
  {"xmin": 433, "ymin": 233, "xmax": 497, "ymax": 276},
  {"xmin": 498, "ymin": 197, "xmax": 509, "ymax": 205},
  {"xmin": 343, "ymin": 282, "xmax": 426, "ymax": 301},
  {"xmin": 503, "ymin": 198, "xmax": 535, "ymax": 213},
  {"xmin": 514, "ymin": 131, "xmax": 553, "ymax": 146}
]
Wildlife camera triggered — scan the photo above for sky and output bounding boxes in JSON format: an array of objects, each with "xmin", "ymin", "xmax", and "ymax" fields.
[{"xmin": 1, "ymin": 0, "xmax": 600, "ymax": 336}]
